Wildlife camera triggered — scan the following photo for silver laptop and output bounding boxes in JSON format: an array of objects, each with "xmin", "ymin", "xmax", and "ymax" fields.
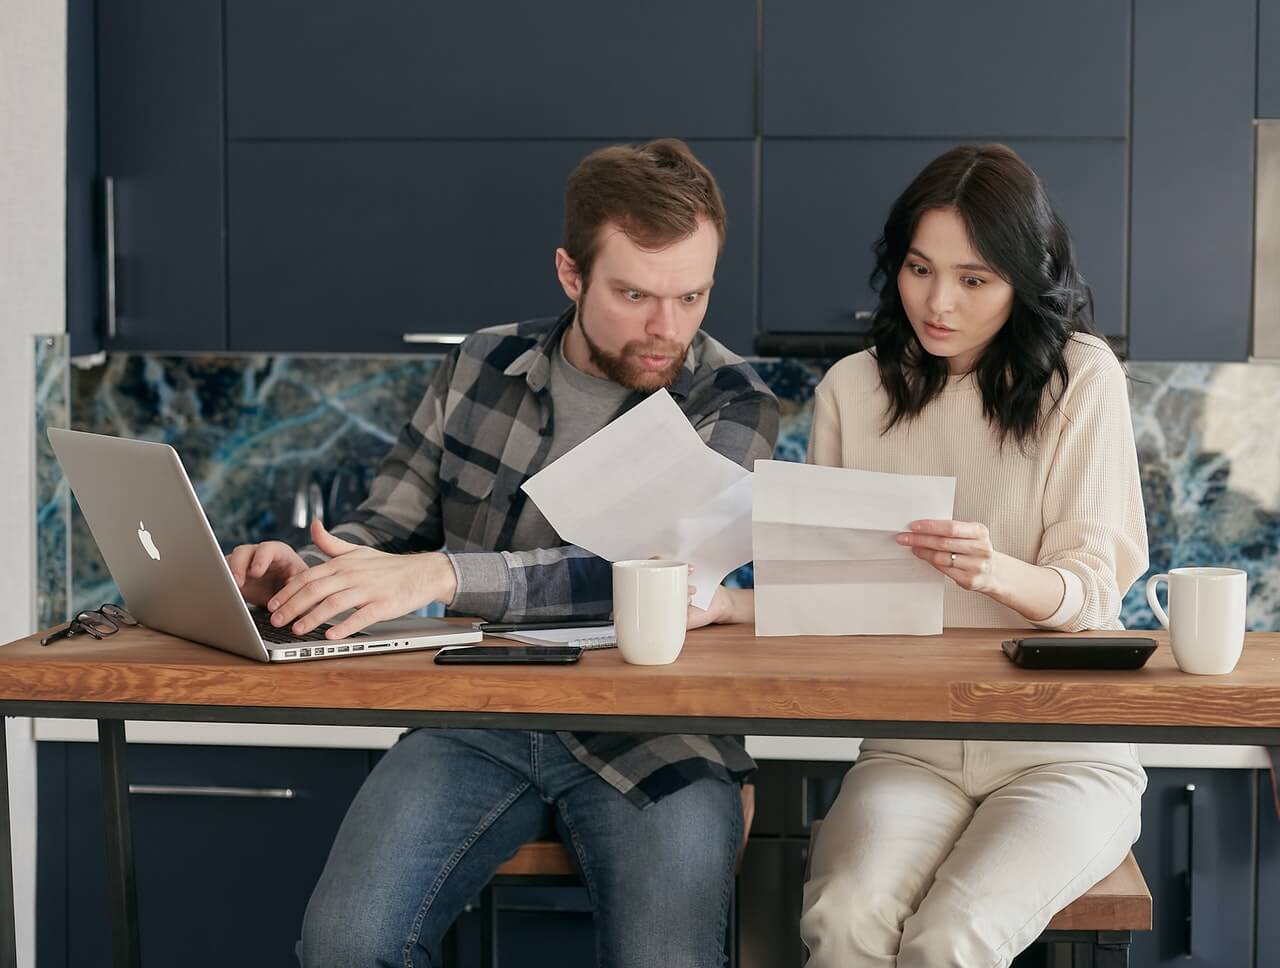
[{"xmin": 48, "ymin": 428, "xmax": 482, "ymax": 662}]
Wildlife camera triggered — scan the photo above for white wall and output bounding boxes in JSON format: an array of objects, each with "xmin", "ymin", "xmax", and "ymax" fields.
[{"xmin": 0, "ymin": 0, "xmax": 68, "ymax": 964}]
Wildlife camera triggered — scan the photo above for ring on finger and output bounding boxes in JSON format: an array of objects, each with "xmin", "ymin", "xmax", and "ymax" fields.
[{"xmin": 949, "ymin": 552, "xmax": 957, "ymax": 567}]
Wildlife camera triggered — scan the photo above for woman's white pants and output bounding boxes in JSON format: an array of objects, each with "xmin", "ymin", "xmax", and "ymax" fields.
[{"xmin": 800, "ymin": 739, "xmax": 1146, "ymax": 968}]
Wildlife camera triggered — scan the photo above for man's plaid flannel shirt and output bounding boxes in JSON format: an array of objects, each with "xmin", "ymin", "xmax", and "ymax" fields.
[{"xmin": 311, "ymin": 308, "xmax": 779, "ymax": 806}]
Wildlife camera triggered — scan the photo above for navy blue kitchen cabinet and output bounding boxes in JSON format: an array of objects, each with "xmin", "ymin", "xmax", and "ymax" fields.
[
  {"xmin": 37, "ymin": 741, "xmax": 623, "ymax": 968},
  {"xmin": 1129, "ymin": 768, "xmax": 1257, "ymax": 967},
  {"xmin": 95, "ymin": 0, "xmax": 227, "ymax": 353},
  {"xmin": 762, "ymin": 0, "xmax": 1129, "ymax": 138},
  {"xmin": 760, "ymin": 139, "xmax": 1126, "ymax": 340},
  {"xmin": 225, "ymin": 0, "xmax": 756, "ymax": 140},
  {"xmin": 736, "ymin": 760, "xmax": 847, "ymax": 968},
  {"xmin": 1257, "ymin": 772, "xmax": 1280, "ymax": 967},
  {"xmin": 1128, "ymin": 0, "xmax": 1257, "ymax": 362},
  {"xmin": 227, "ymin": 139, "xmax": 758, "ymax": 355},
  {"xmin": 1261, "ymin": 0, "xmax": 1280, "ymax": 117},
  {"xmin": 78, "ymin": 0, "xmax": 1267, "ymax": 359},
  {"xmin": 36, "ymin": 743, "xmax": 368, "ymax": 968}
]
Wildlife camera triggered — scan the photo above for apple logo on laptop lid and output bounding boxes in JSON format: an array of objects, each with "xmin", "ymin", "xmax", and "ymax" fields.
[{"xmin": 136, "ymin": 521, "xmax": 160, "ymax": 560}]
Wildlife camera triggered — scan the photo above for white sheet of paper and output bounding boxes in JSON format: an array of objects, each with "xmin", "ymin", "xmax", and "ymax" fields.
[
  {"xmin": 521, "ymin": 389, "xmax": 753, "ymax": 609},
  {"xmin": 752, "ymin": 459, "xmax": 956, "ymax": 636}
]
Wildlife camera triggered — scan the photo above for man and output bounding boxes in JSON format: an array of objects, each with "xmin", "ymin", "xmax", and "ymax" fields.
[{"xmin": 227, "ymin": 138, "xmax": 778, "ymax": 967}]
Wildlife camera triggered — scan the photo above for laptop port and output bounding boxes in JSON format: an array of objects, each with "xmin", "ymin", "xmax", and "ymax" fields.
[
  {"xmin": 367, "ymin": 642, "xmax": 388, "ymax": 649},
  {"xmin": 351, "ymin": 644, "xmax": 364, "ymax": 652},
  {"xmin": 283, "ymin": 650, "xmax": 298, "ymax": 658},
  {"xmin": 337, "ymin": 645, "xmax": 349, "ymax": 653},
  {"xmin": 298, "ymin": 648, "xmax": 311, "ymax": 658}
]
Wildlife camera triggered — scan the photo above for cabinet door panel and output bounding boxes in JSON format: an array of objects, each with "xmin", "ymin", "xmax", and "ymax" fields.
[
  {"xmin": 227, "ymin": 0, "xmax": 755, "ymax": 139},
  {"xmin": 1129, "ymin": 768, "xmax": 1255, "ymax": 967},
  {"xmin": 229, "ymin": 141, "xmax": 756, "ymax": 355},
  {"xmin": 97, "ymin": 0, "xmax": 226, "ymax": 352},
  {"xmin": 58, "ymin": 744, "xmax": 368, "ymax": 968},
  {"xmin": 761, "ymin": 140, "xmax": 1125, "ymax": 338},
  {"xmin": 1128, "ymin": 0, "xmax": 1255, "ymax": 361},
  {"xmin": 762, "ymin": 0, "xmax": 1128, "ymax": 137}
]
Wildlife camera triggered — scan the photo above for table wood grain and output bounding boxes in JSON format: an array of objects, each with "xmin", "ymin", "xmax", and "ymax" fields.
[{"xmin": 1, "ymin": 624, "xmax": 1276, "ymax": 730}]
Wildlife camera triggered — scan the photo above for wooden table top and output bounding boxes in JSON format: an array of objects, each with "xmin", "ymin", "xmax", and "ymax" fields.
[{"xmin": 0, "ymin": 623, "xmax": 1277, "ymax": 734}]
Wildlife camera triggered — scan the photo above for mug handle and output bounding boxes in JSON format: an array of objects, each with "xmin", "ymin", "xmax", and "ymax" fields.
[{"xmin": 1146, "ymin": 573, "xmax": 1171, "ymax": 629}]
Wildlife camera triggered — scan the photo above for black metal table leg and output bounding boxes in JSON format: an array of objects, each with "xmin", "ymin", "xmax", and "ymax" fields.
[
  {"xmin": 0, "ymin": 719, "xmax": 16, "ymax": 968},
  {"xmin": 98, "ymin": 719, "xmax": 140, "ymax": 968}
]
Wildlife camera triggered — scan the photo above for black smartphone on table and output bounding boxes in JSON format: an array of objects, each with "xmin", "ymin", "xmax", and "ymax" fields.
[
  {"xmin": 1001, "ymin": 636, "xmax": 1158, "ymax": 670},
  {"xmin": 434, "ymin": 645, "xmax": 584, "ymax": 664}
]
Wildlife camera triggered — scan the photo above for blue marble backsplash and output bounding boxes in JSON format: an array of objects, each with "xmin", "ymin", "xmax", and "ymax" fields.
[
  {"xmin": 34, "ymin": 341, "xmax": 1280, "ymax": 633},
  {"xmin": 34, "ymin": 335, "xmax": 69, "ymax": 631}
]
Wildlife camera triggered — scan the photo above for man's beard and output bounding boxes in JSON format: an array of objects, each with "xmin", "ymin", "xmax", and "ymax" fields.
[{"xmin": 577, "ymin": 307, "xmax": 688, "ymax": 392}]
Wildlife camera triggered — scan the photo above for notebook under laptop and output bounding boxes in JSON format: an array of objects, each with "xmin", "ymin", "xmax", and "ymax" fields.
[{"xmin": 47, "ymin": 428, "xmax": 482, "ymax": 662}]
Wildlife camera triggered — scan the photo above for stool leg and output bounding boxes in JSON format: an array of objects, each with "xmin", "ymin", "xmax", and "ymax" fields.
[
  {"xmin": 479, "ymin": 884, "xmax": 497, "ymax": 968},
  {"xmin": 1092, "ymin": 931, "xmax": 1131, "ymax": 968}
]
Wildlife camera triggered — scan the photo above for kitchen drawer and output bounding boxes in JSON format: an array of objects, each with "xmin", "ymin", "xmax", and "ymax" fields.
[{"xmin": 38, "ymin": 742, "xmax": 370, "ymax": 968}]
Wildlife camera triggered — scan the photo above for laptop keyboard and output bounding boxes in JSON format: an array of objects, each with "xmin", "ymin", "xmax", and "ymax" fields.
[{"xmin": 251, "ymin": 610, "xmax": 335, "ymax": 644}]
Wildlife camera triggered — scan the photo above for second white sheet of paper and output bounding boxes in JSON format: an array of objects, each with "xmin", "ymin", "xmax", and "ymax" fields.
[{"xmin": 752, "ymin": 459, "xmax": 956, "ymax": 636}]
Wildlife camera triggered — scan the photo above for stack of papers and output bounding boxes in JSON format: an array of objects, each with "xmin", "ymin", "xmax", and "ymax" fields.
[
  {"xmin": 752, "ymin": 460, "xmax": 956, "ymax": 636},
  {"xmin": 485, "ymin": 626, "xmax": 615, "ymax": 649}
]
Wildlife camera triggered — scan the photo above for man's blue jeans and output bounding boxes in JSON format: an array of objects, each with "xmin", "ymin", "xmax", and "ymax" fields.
[{"xmin": 297, "ymin": 728, "xmax": 744, "ymax": 968}]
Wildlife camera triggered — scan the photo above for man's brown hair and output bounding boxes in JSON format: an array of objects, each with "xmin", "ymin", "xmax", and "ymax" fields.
[{"xmin": 563, "ymin": 138, "xmax": 727, "ymax": 289}]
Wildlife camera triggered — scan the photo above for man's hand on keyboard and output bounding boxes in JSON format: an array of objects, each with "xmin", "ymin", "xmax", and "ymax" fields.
[
  {"xmin": 226, "ymin": 541, "xmax": 308, "ymax": 607},
  {"xmin": 265, "ymin": 520, "xmax": 459, "ymax": 640}
]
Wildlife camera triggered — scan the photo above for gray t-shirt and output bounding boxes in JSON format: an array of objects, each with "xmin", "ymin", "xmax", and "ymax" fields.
[
  {"xmin": 505, "ymin": 333, "xmax": 632, "ymax": 549},
  {"xmin": 545, "ymin": 331, "xmax": 633, "ymax": 462}
]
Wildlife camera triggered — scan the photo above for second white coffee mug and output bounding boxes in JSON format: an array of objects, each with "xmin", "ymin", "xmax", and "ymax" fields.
[
  {"xmin": 612, "ymin": 560, "xmax": 688, "ymax": 665},
  {"xmin": 1145, "ymin": 566, "xmax": 1247, "ymax": 675}
]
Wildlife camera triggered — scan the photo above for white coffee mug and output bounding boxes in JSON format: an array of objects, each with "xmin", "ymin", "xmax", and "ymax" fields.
[
  {"xmin": 1145, "ymin": 567, "xmax": 1247, "ymax": 675},
  {"xmin": 612, "ymin": 560, "xmax": 688, "ymax": 665}
]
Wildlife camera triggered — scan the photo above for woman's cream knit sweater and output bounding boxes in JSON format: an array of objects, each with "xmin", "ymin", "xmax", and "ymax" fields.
[{"xmin": 807, "ymin": 334, "xmax": 1149, "ymax": 631}]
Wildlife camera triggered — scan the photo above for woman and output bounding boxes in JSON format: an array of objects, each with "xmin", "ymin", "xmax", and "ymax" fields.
[{"xmin": 695, "ymin": 144, "xmax": 1148, "ymax": 967}]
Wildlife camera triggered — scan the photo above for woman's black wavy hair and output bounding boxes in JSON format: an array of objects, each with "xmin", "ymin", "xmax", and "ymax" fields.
[{"xmin": 869, "ymin": 143, "xmax": 1098, "ymax": 450}]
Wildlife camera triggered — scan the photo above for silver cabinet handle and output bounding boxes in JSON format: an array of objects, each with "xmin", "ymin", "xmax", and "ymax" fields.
[
  {"xmin": 128, "ymin": 784, "xmax": 296, "ymax": 799},
  {"xmin": 103, "ymin": 176, "xmax": 118, "ymax": 340},
  {"xmin": 403, "ymin": 333, "xmax": 467, "ymax": 345}
]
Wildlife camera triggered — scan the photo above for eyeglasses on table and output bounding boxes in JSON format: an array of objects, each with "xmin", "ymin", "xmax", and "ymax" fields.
[{"xmin": 40, "ymin": 604, "xmax": 138, "ymax": 647}]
